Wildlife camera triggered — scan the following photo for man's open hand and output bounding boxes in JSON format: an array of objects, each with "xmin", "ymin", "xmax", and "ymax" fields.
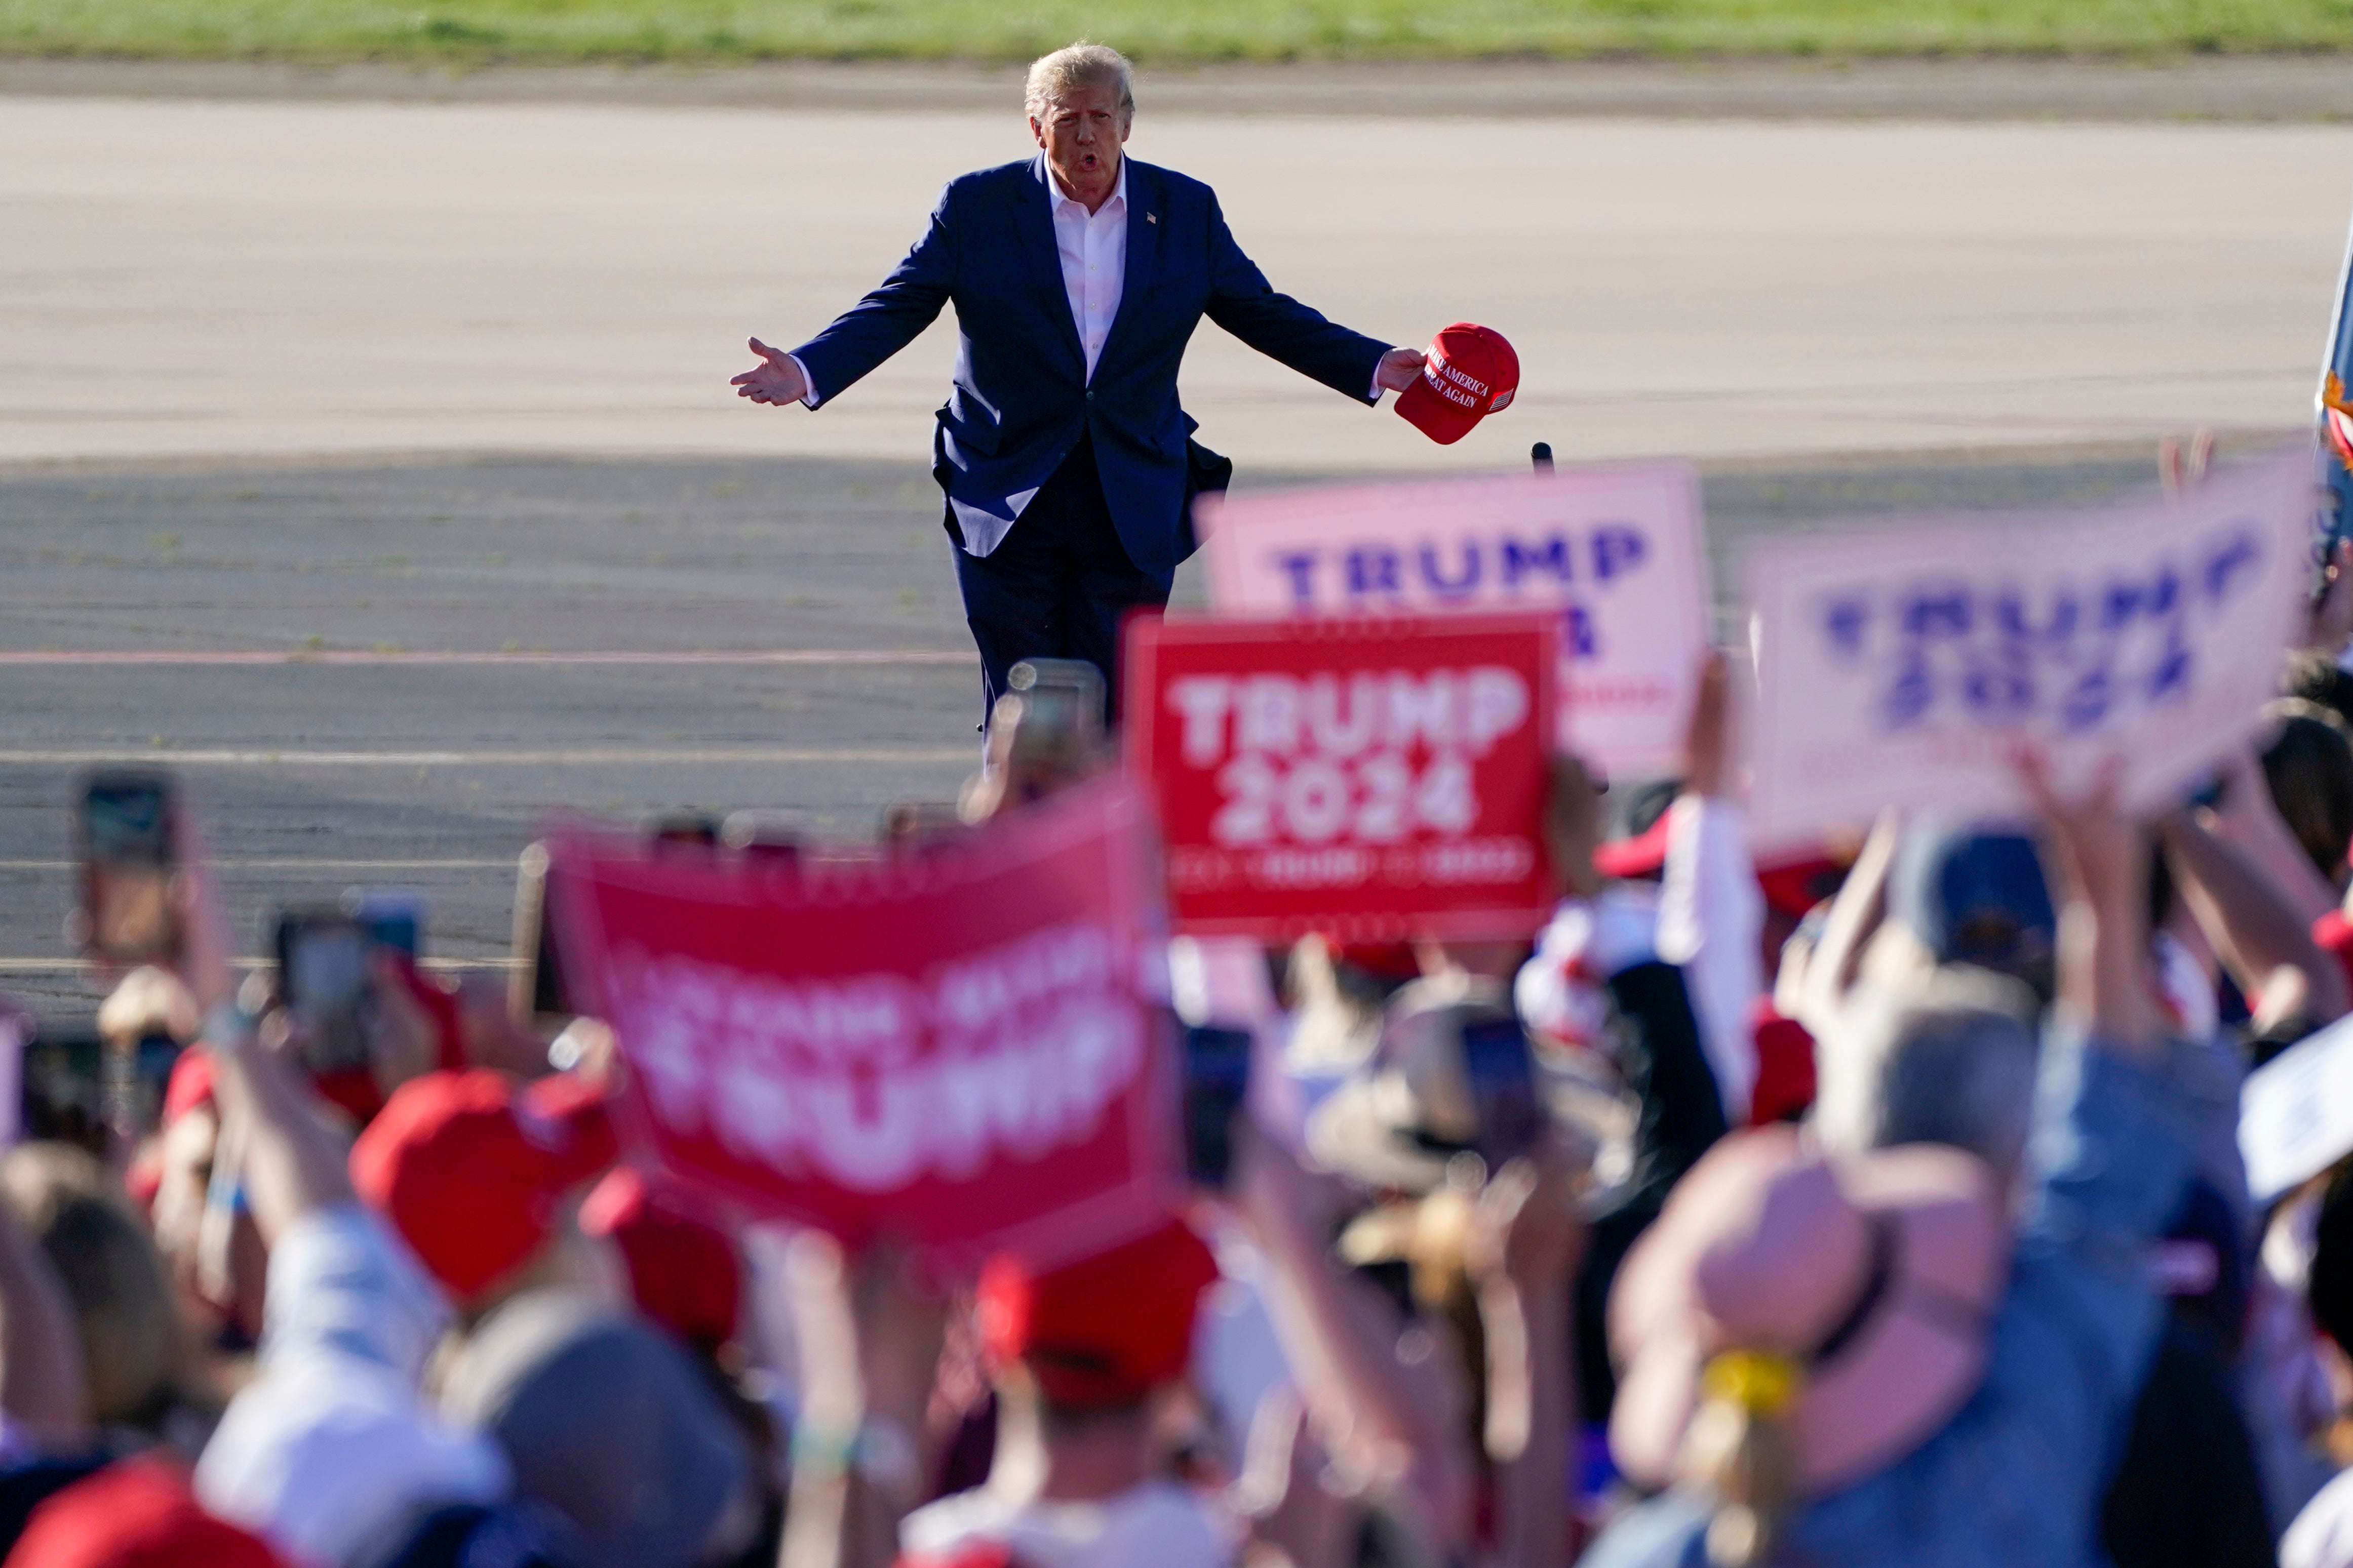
[
  {"xmin": 1680, "ymin": 650, "xmax": 1734, "ymax": 799},
  {"xmin": 731, "ymin": 337, "xmax": 808, "ymax": 407},
  {"xmin": 1375, "ymin": 345, "xmax": 1427, "ymax": 394},
  {"xmin": 2014, "ymin": 747, "xmax": 2163, "ymax": 1050}
]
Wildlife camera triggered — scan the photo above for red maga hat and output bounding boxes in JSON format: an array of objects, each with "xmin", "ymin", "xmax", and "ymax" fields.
[
  {"xmin": 163, "ymin": 1047, "xmax": 216, "ymax": 1125},
  {"xmin": 10, "ymin": 1457, "xmax": 286, "ymax": 1568},
  {"xmin": 350, "ymin": 1068, "xmax": 617, "ymax": 1304},
  {"xmin": 579, "ymin": 1167, "xmax": 744, "ymax": 1350},
  {"xmin": 976, "ymin": 1218, "xmax": 1220, "ymax": 1408},
  {"xmin": 1756, "ymin": 851, "xmax": 1846, "ymax": 922},
  {"xmin": 1593, "ymin": 812, "xmax": 1673, "ymax": 881},
  {"xmin": 1396, "ymin": 323, "xmax": 1518, "ymax": 446}
]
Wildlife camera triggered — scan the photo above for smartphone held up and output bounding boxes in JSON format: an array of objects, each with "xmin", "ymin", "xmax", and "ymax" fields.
[
  {"xmin": 273, "ymin": 908, "xmax": 377, "ymax": 1075},
  {"xmin": 73, "ymin": 769, "xmax": 181, "ymax": 967}
]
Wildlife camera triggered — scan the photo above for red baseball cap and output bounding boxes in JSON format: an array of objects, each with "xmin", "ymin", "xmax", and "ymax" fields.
[
  {"xmin": 579, "ymin": 1168, "xmax": 743, "ymax": 1350},
  {"xmin": 163, "ymin": 1048, "xmax": 216, "ymax": 1125},
  {"xmin": 1593, "ymin": 812, "xmax": 1673, "ymax": 881},
  {"xmin": 8, "ymin": 1457, "xmax": 285, "ymax": 1568},
  {"xmin": 975, "ymin": 1218, "xmax": 1220, "ymax": 1408},
  {"xmin": 350, "ymin": 1068, "xmax": 618, "ymax": 1304},
  {"xmin": 1748, "ymin": 1001, "xmax": 1819, "ymax": 1127},
  {"xmin": 1756, "ymin": 851, "xmax": 1846, "ymax": 922},
  {"xmin": 1395, "ymin": 323, "xmax": 1518, "ymax": 446},
  {"xmin": 1328, "ymin": 939, "xmax": 1421, "ymax": 983}
]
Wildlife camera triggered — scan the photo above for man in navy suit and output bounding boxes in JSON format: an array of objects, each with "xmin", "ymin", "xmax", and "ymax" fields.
[{"xmin": 732, "ymin": 42, "xmax": 1429, "ymax": 726}]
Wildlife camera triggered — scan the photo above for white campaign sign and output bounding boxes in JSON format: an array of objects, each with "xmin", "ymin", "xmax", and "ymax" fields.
[
  {"xmin": 2242, "ymin": 1012, "xmax": 2353, "ymax": 1204},
  {"xmin": 1198, "ymin": 464, "xmax": 1709, "ymax": 778},
  {"xmin": 1745, "ymin": 450, "xmax": 2319, "ymax": 847}
]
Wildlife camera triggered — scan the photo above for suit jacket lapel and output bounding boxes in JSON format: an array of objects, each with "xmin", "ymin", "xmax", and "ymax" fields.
[
  {"xmin": 1098, "ymin": 158, "xmax": 1159, "ymax": 372},
  {"xmin": 1018, "ymin": 154, "xmax": 1087, "ymax": 377}
]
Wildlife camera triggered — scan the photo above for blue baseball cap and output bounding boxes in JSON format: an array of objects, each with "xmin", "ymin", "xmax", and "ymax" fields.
[{"xmin": 1889, "ymin": 823, "xmax": 2056, "ymax": 995}]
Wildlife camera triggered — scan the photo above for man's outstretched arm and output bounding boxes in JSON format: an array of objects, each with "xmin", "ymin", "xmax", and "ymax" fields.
[
  {"xmin": 734, "ymin": 190, "xmax": 959, "ymax": 412},
  {"xmin": 1202, "ymin": 195, "xmax": 1421, "ymax": 403}
]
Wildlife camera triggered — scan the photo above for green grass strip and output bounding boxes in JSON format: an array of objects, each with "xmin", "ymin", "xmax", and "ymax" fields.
[{"xmin": 7, "ymin": 0, "xmax": 2353, "ymax": 64}]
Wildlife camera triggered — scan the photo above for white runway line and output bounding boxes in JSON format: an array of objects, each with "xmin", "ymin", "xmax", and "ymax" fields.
[
  {"xmin": 0, "ymin": 748, "xmax": 973, "ymax": 766},
  {"xmin": 0, "ymin": 650, "xmax": 977, "ymax": 667}
]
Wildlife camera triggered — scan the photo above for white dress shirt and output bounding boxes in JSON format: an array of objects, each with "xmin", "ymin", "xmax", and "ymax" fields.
[
  {"xmin": 948, "ymin": 161, "xmax": 1127, "ymax": 547},
  {"xmin": 1052, "ymin": 157, "xmax": 1127, "ymax": 384},
  {"xmin": 196, "ymin": 1206, "xmax": 508, "ymax": 1568}
]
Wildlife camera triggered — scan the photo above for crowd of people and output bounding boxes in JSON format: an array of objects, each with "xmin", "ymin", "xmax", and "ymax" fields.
[{"xmin": 14, "ymin": 488, "xmax": 2353, "ymax": 1568}]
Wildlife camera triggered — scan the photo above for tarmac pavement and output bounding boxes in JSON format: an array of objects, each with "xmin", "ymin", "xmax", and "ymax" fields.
[
  {"xmin": 1, "ymin": 95, "xmax": 2340, "ymax": 471},
  {"xmin": 1, "ymin": 69, "xmax": 2340, "ymax": 1031},
  {"xmin": 0, "ymin": 443, "xmax": 2172, "ymax": 1029}
]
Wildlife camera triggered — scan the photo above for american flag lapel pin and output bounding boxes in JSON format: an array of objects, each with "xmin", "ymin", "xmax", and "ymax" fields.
[{"xmin": 1147, "ymin": 212, "xmax": 1157, "ymax": 224}]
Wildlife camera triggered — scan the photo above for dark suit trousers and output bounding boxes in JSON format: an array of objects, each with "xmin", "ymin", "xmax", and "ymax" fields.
[{"xmin": 951, "ymin": 432, "xmax": 1172, "ymax": 729}]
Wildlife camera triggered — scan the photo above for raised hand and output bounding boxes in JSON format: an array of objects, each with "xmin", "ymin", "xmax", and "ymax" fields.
[
  {"xmin": 2015, "ymin": 750, "xmax": 2141, "ymax": 930},
  {"xmin": 1466, "ymin": 1144, "xmax": 1588, "ymax": 1292},
  {"xmin": 2013, "ymin": 748, "xmax": 2162, "ymax": 1051},
  {"xmin": 1682, "ymin": 650, "xmax": 1735, "ymax": 799},
  {"xmin": 731, "ymin": 337, "xmax": 809, "ymax": 407},
  {"xmin": 168, "ymin": 806, "xmax": 241, "ymax": 1015},
  {"xmin": 1543, "ymin": 753, "xmax": 1605, "ymax": 901}
]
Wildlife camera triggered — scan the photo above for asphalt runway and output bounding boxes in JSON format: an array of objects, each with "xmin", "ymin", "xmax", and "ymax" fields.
[
  {"xmin": 3, "ymin": 74, "xmax": 2339, "ymax": 1029},
  {"xmin": 0, "ymin": 442, "xmax": 2171, "ymax": 1030},
  {"xmin": 3, "ymin": 95, "xmax": 2343, "ymax": 469}
]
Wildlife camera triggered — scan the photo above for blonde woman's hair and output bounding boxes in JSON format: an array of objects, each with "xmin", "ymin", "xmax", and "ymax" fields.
[
  {"xmin": 1024, "ymin": 42, "xmax": 1135, "ymax": 123},
  {"xmin": 1678, "ymin": 1351, "xmax": 1802, "ymax": 1567},
  {"xmin": 2, "ymin": 1144, "xmax": 182, "ymax": 1428},
  {"xmin": 96, "ymin": 965, "xmax": 199, "ymax": 1047}
]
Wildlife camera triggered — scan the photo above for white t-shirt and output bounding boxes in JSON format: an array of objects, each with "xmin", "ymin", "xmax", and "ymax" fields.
[
  {"xmin": 899, "ymin": 1479, "xmax": 1233, "ymax": 1568},
  {"xmin": 2288, "ymin": 1467, "xmax": 2353, "ymax": 1568},
  {"xmin": 196, "ymin": 1205, "xmax": 508, "ymax": 1568}
]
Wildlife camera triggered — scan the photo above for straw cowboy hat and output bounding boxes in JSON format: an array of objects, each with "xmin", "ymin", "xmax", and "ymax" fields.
[{"xmin": 1608, "ymin": 1123, "xmax": 2009, "ymax": 1495}]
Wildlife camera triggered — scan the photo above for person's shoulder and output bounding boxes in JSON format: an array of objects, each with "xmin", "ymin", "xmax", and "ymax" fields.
[
  {"xmin": 898, "ymin": 1487, "xmax": 1019, "ymax": 1558},
  {"xmin": 1028, "ymin": 1481, "xmax": 1228, "ymax": 1567},
  {"xmin": 1091, "ymin": 1480, "xmax": 1227, "ymax": 1554},
  {"xmin": 904, "ymin": 1481, "xmax": 1230, "ymax": 1568},
  {"xmin": 1126, "ymin": 158, "xmax": 1213, "ymax": 209},
  {"xmin": 2286, "ymin": 1465, "xmax": 2353, "ymax": 1568},
  {"xmin": 1579, "ymin": 1489, "xmax": 1716, "ymax": 1568}
]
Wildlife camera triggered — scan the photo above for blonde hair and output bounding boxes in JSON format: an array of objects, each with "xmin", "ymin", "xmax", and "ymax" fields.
[
  {"xmin": 97, "ymin": 965, "xmax": 199, "ymax": 1047},
  {"xmin": 1024, "ymin": 42, "xmax": 1134, "ymax": 123},
  {"xmin": 2, "ymin": 1144, "xmax": 182, "ymax": 1428},
  {"xmin": 1678, "ymin": 1351, "xmax": 1803, "ymax": 1567}
]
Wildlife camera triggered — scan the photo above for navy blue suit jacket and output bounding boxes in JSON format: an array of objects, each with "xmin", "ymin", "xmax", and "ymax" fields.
[{"xmin": 790, "ymin": 154, "xmax": 1392, "ymax": 583}]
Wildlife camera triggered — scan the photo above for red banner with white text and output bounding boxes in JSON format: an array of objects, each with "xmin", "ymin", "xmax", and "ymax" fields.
[
  {"xmin": 548, "ymin": 776, "xmax": 1181, "ymax": 1268},
  {"xmin": 1125, "ymin": 611, "xmax": 1559, "ymax": 942}
]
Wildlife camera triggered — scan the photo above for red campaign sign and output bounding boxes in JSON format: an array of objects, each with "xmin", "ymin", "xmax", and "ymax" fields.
[
  {"xmin": 1125, "ymin": 611, "xmax": 1559, "ymax": 942},
  {"xmin": 547, "ymin": 775, "xmax": 1182, "ymax": 1268}
]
